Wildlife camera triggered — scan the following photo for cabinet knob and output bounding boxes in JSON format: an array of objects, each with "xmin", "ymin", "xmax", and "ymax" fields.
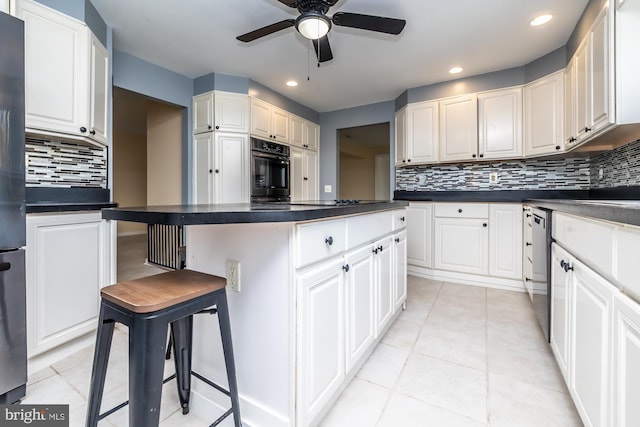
[
  {"xmin": 303, "ymin": 177, "xmax": 308, "ymax": 181},
  {"xmin": 215, "ymin": 169, "xmax": 219, "ymax": 173},
  {"xmin": 325, "ymin": 236, "xmax": 333, "ymax": 246},
  {"xmin": 568, "ymin": 137, "xmax": 576, "ymax": 143},
  {"xmin": 407, "ymin": 159, "xmax": 411, "ymax": 163},
  {"xmin": 525, "ymin": 277, "xmax": 532, "ymax": 282},
  {"xmin": 561, "ymin": 260, "xmax": 574, "ymax": 272},
  {"xmin": 400, "ymin": 216, "xmax": 405, "ymax": 222},
  {"xmin": 378, "ymin": 245, "xmax": 383, "ymax": 252},
  {"xmin": 402, "ymin": 160, "xmax": 406, "ymax": 163},
  {"xmin": 555, "ymin": 145, "xmax": 561, "ymax": 150},
  {"xmin": 209, "ymin": 169, "xmax": 213, "ymax": 174},
  {"xmin": 479, "ymin": 154, "xmax": 484, "ymax": 158},
  {"xmin": 458, "ymin": 209, "xmax": 463, "ymax": 213},
  {"xmin": 585, "ymin": 127, "xmax": 591, "ymax": 132},
  {"xmin": 395, "ymin": 237, "xmax": 400, "ymax": 243},
  {"xmin": 372, "ymin": 248, "xmax": 378, "ymax": 254},
  {"xmin": 472, "ymin": 154, "xmax": 477, "ymax": 158},
  {"xmin": 483, "ymin": 223, "xmax": 487, "ymax": 227},
  {"xmin": 80, "ymin": 126, "xmax": 87, "ymax": 133},
  {"xmin": 526, "ymin": 242, "xmax": 532, "ymax": 246},
  {"xmin": 342, "ymin": 264, "xmax": 350, "ymax": 273},
  {"xmin": 215, "ymin": 125, "xmax": 220, "ymax": 130},
  {"xmin": 526, "ymin": 214, "xmax": 531, "ymax": 218},
  {"xmin": 90, "ymin": 129, "xmax": 96, "ymax": 135},
  {"xmin": 208, "ymin": 125, "xmax": 212, "ymax": 130}
]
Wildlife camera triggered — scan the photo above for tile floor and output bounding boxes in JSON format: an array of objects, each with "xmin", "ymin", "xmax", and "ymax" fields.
[{"xmin": 22, "ymin": 236, "xmax": 583, "ymax": 425}]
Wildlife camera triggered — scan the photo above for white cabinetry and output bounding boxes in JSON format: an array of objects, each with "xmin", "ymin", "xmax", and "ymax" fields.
[
  {"xmin": 290, "ymin": 114, "xmax": 319, "ymax": 150},
  {"xmin": 394, "ymin": 107, "xmax": 407, "ymax": 166},
  {"xmin": 0, "ymin": 0, "xmax": 9, "ymax": 13},
  {"xmin": 374, "ymin": 236, "xmax": 394, "ymax": 334},
  {"xmin": 291, "ymin": 146, "xmax": 318, "ymax": 202},
  {"xmin": 250, "ymin": 97, "xmax": 290, "ymax": 144},
  {"xmin": 488, "ymin": 204, "xmax": 522, "ymax": 280},
  {"xmin": 193, "ymin": 132, "xmax": 249, "ymax": 204},
  {"xmin": 478, "ymin": 87, "xmax": 523, "ymax": 159},
  {"xmin": 524, "ymin": 70, "xmax": 565, "ymax": 156},
  {"xmin": 406, "ymin": 203, "xmax": 433, "ymax": 268},
  {"xmin": 393, "ymin": 230, "xmax": 407, "ymax": 312},
  {"xmin": 396, "ymin": 102, "xmax": 439, "ymax": 166},
  {"xmin": 551, "ymin": 243, "xmax": 571, "ymax": 380},
  {"xmin": 18, "ymin": 0, "xmax": 108, "ymax": 144},
  {"xmin": 26, "ymin": 212, "xmax": 113, "ymax": 357},
  {"xmin": 193, "ymin": 91, "xmax": 249, "ymax": 134},
  {"xmin": 439, "ymin": 94, "xmax": 478, "ymax": 162}
]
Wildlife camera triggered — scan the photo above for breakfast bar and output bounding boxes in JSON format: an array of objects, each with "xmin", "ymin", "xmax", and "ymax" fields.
[{"xmin": 102, "ymin": 201, "xmax": 409, "ymax": 427}]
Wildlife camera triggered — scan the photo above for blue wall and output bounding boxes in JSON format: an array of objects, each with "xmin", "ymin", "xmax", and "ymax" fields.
[
  {"xmin": 193, "ymin": 72, "xmax": 250, "ymax": 96},
  {"xmin": 319, "ymin": 101, "xmax": 396, "ymax": 200},
  {"xmin": 249, "ymin": 80, "xmax": 320, "ymax": 124},
  {"xmin": 112, "ymin": 50, "xmax": 194, "ymax": 203}
]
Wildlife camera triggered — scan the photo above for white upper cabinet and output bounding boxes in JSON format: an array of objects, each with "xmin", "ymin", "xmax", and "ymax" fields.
[
  {"xmin": 478, "ymin": 87, "xmax": 523, "ymax": 160},
  {"xmin": 407, "ymin": 101, "xmax": 439, "ymax": 164},
  {"xmin": 439, "ymin": 94, "xmax": 478, "ymax": 162},
  {"xmin": 290, "ymin": 114, "xmax": 320, "ymax": 150},
  {"xmin": 394, "ymin": 107, "xmax": 407, "ymax": 166},
  {"xmin": 524, "ymin": 70, "xmax": 565, "ymax": 156},
  {"xmin": 18, "ymin": 0, "xmax": 108, "ymax": 144},
  {"xmin": 0, "ymin": 0, "xmax": 9, "ymax": 13},
  {"xmin": 305, "ymin": 121, "xmax": 319, "ymax": 151},
  {"xmin": 193, "ymin": 91, "xmax": 249, "ymax": 134},
  {"xmin": 250, "ymin": 97, "xmax": 290, "ymax": 144}
]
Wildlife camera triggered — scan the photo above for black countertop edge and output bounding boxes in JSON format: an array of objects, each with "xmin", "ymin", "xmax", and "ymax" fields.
[
  {"xmin": 101, "ymin": 201, "xmax": 410, "ymax": 225},
  {"xmin": 525, "ymin": 199, "xmax": 640, "ymax": 227},
  {"xmin": 26, "ymin": 187, "xmax": 111, "ymax": 204},
  {"xmin": 27, "ymin": 202, "xmax": 118, "ymax": 214}
]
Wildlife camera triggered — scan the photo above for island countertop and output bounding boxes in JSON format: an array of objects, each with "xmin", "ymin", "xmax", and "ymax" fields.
[{"xmin": 101, "ymin": 200, "xmax": 409, "ymax": 225}]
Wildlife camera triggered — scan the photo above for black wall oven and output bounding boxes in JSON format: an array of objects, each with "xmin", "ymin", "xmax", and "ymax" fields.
[{"xmin": 250, "ymin": 138, "xmax": 290, "ymax": 202}]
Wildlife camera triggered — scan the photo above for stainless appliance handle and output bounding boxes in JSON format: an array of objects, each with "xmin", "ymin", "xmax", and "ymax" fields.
[{"xmin": 251, "ymin": 151, "xmax": 289, "ymax": 163}]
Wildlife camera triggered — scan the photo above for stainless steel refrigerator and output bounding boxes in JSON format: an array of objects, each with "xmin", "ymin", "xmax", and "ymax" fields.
[{"xmin": 0, "ymin": 11, "xmax": 27, "ymax": 404}]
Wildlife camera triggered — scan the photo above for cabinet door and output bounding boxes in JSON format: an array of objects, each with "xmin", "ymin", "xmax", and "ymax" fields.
[
  {"xmin": 0, "ymin": 0, "xmax": 9, "ymax": 13},
  {"xmin": 439, "ymin": 94, "xmax": 478, "ymax": 162},
  {"xmin": 564, "ymin": 60, "xmax": 578, "ymax": 149},
  {"xmin": 193, "ymin": 93, "xmax": 214, "ymax": 134},
  {"xmin": 290, "ymin": 146, "xmax": 304, "ymax": 202},
  {"xmin": 26, "ymin": 213, "xmax": 112, "ymax": 356},
  {"xmin": 271, "ymin": 106, "xmax": 290, "ymax": 144},
  {"xmin": 214, "ymin": 92, "xmax": 249, "ymax": 133},
  {"xmin": 20, "ymin": 0, "xmax": 90, "ymax": 137},
  {"xmin": 305, "ymin": 121, "xmax": 319, "ymax": 151},
  {"xmin": 296, "ymin": 259, "xmax": 345, "ymax": 426},
  {"xmin": 489, "ymin": 204, "xmax": 522, "ymax": 279},
  {"xmin": 478, "ymin": 88, "xmax": 522, "ymax": 160},
  {"xmin": 344, "ymin": 246, "xmax": 375, "ymax": 373},
  {"xmin": 524, "ymin": 71, "xmax": 564, "ymax": 156},
  {"xmin": 570, "ymin": 256, "xmax": 613, "ymax": 427},
  {"xmin": 590, "ymin": 5, "xmax": 613, "ymax": 135},
  {"xmin": 250, "ymin": 97, "xmax": 272, "ymax": 139},
  {"xmin": 214, "ymin": 132, "xmax": 249, "ymax": 203},
  {"xmin": 375, "ymin": 236, "xmax": 394, "ymax": 335},
  {"xmin": 394, "ymin": 108, "xmax": 407, "ymax": 166},
  {"xmin": 193, "ymin": 133, "xmax": 214, "ymax": 204},
  {"xmin": 89, "ymin": 35, "xmax": 108, "ymax": 144},
  {"xmin": 290, "ymin": 115, "xmax": 305, "ymax": 148},
  {"xmin": 406, "ymin": 203, "xmax": 432, "ymax": 268},
  {"xmin": 303, "ymin": 149, "xmax": 318, "ymax": 200},
  {"xmin": 434, "ymin": 217, "xmax": 488, "ymax": 275},
  {"xmin": 575, "ymin": 38, "xmax": 591, "ymax": 143},
  {"xmin": 612, "ymin": 293, "xmax": 640, "ymax": 427},
  {"xmin": 407, "ymin": 101, "xmax": 438, "ymax": 164},
  {"xmin": 393, "ymin": 230, "xmax": 407, "ymax": 313},
  {"xmin": 550, "ymin": 243, "xmax": 571, "ymax": 380}
]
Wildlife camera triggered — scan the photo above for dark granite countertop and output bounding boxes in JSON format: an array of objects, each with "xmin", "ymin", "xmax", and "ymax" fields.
[
  {"xmin": 524, "ymin": 199, "xmax": 640, "ymax": 227},
  {"xmin": 27, "ymin": 201, "xmax": 117, "ymax": 213},
  {"xmin": 101, "ymin": 201, "xmax": 410, "ymax": 225},
  {"xmin": 26, "ymin": 187, "xmax": 114, "ymax": 213}
]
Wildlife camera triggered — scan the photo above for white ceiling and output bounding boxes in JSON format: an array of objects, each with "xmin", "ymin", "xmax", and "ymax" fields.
[{"xmin": 91, "ymin": 0, "xmax": 588, "ymax": 113}]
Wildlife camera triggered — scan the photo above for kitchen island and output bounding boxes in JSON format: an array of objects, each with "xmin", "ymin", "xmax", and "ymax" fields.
[{"xmin": 102, "ymin": 201, "xmax": 408, "ymax": 427}]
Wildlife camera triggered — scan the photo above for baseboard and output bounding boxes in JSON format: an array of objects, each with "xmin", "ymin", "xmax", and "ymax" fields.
[
  {"xmin": 27, "ymin": 332, "xmax": 95, "ymax": 375},
  {"xmin": 408, "ymin": 265, "xmax": 526, "ymax": 293}
]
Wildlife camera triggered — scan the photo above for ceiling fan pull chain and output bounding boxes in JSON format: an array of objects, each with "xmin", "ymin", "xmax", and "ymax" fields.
[{"xmin": 307, "ymin": 39, "xmax": 311, "ymax": 81}]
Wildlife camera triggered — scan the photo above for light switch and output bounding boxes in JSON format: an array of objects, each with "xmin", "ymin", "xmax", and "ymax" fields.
[{"xmin": 324, "ymin": 185, "xmax": 332, "ymax": 193}]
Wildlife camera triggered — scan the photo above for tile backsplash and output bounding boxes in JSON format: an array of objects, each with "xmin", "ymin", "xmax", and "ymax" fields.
[
  {"xmin": 396, "ymin": 138, "xmax": 640, "ymax": 192},
  {"xmin": 26, "ymin": 137, "xmax": 107, "ymax": 188}
]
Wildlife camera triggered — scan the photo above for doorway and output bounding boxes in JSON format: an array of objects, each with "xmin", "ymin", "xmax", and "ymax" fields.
[
  {"xmin": 338, "ymin": 122, "xmax": 390, "ymax": 200},
  {"xmin": 112, "ymin": 87, "xmax": 183, "ymax": 280}
]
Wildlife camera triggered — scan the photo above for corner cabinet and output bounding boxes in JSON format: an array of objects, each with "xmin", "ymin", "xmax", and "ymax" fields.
[
  {"xmin": 193, "ymin": 132, "xmax": 249, "ymax": 204},
  {"xmin": 524, "ymin": 70, "xmax": 564, "ymax": 157},
  {"xmin": 26, "ymin": 212, "xmax": 114, "ymax": 357},
  {"xmin": 478, "ymin": 87, "xmax": 523, "ymax": 160},
  {"xmin": 193, "ymin": 91, "xmax": 250, "ymax": 134},
  {"xmin": 17, "ymin": 0, "xmax": 109, "ymax": 144},
  {"xmin": 395, "ymin": 102, "xmax": 439, "ymax": 166}
]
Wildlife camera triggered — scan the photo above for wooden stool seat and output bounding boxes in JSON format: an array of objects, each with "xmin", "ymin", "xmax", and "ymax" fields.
[{"xmin": 101, "ymin": 269, "xmax": 227, "ymax": 313}]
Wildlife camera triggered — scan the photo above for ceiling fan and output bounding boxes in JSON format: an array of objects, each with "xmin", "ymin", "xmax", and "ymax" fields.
[{"xmin": 236, "ymin": 0, "xmax": 406, "ymax": 63}]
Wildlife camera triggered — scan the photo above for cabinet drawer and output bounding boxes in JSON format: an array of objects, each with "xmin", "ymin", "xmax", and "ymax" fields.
[
  {"xmin": 434, "ymin": 203, "xmax": 489, "ymax": 218},
  {"xmin": 347, "ymin": 211, "xmax": 393, "ymax": 249},
  {"xmin": 393, "ymin": 208, "xmax": 408, "ymax": 231},
  {"xmin": 296, "ymin": 219, "xmax": 346, "ymax": 267}
]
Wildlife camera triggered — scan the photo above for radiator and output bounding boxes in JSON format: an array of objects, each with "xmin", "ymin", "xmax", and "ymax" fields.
[{"xmin": 147, "ymin": 224, "xmax": 185, "ymax": 270}]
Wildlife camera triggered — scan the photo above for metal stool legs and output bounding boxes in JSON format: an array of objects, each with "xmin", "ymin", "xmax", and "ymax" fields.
[
  {"xmin": 170, "ymin": 315, "xmax": 193, "ymax": 414},
  {"xmin": 216, "ymin": 295, "xmax": 241, "ymax": 426},
  {"xmin": 86, "ymin": 305, "xmax": 115, "ymax": 427}
]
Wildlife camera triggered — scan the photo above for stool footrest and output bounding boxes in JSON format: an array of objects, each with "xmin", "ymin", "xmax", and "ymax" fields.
[
  {"xmin": 211, "ymin": 408, "xmax": 234, "ymax": 427},
  {"xmin": 192, "ymin": 370, "xmax": 230, "ymax": 397}
]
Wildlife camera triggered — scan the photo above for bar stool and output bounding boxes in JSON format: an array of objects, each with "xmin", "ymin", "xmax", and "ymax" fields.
[{"xmin": 85, "ymin": 269, "xmax": 241, "ymax": 427}]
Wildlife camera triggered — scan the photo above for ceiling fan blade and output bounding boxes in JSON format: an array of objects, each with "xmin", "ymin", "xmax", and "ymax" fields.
[
  {"xmin": 332, "ymin": 12, "xmax": 406, "ymax": 35},
  {"xmin": 277, "ymin": 0, "xmax": 298, "ymax": 7},
  {"xmin": 312, "ymin": 35, "xmax": 333, "ymax": 63},
  {"xmin": 237, "ymin": 19, "xmax": 295, "ymax": 42}
]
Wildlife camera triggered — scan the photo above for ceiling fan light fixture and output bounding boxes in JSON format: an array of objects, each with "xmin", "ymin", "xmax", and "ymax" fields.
[{"xmin": 296, "ymin": 12, "xmax": 331, "ymax": 40}]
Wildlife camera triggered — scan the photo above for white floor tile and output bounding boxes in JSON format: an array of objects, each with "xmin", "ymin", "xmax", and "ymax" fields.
[
  {"xmin": 395, "ymin": 353, "xmax": 487, "ymax": 423},
  {"xmin": 413, "ymin": 323, "xmax": 487, "ymax": 371},
  {"xmin": 380, "ymin": 319, "xmax": 421, "ymax": 350},
  {"xmin": 21, "ymin": 374, "xmax": 86, "ymax": 410},
  {"xmin": 319, "ymin": 378, "xmax": 390, "ymax": 427},
  {"xmin": 397, "ymin": 300, "xmax": 432, "ymax": 325},
  {"xmin": 377, "ymin": 392, "xmax": 485, "ymax": 427},
  {"xmin": 27, "ymin": 366, "xmax": 57, "ymax": 385},
  {"xmin": 356, "ymin": 342, "xmax": 410, "ymax": 388}
]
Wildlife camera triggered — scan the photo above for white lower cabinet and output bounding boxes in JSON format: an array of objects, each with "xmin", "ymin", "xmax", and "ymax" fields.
[
  {"xmin": 406, "ymin": 203, "xmax": 432, "ymax": 268},
  {"xmin": 296, "ymin": 258, "xmax": 346, "ymax": 427},
  {"xmin": 295, "ymin": 210, "xmax": 406, "ymax": 426},
  {"xmin": 291, "ymin": 146, "xmax": 318, "ymax": 202},
  {"xmin": 550, "ymin": 243, "xmax": 571, "ymax": 380},
  {"xmin": 488, "ymin": 204, "xmax": 522, "ymax": 279},
  {"xmin": 434, "ymin": 217, "xmax": 488, "ymax": 275},
  {"xmin": 26, "ymin": 212, "xmax": 113, "ymax": 357}
]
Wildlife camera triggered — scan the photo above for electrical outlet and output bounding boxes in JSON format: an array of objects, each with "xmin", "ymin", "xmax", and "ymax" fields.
[
  {"xmin": 598, "ymin": 168, "xmax": 604, "ymax": 179},
  {"xmin": 226, "ymin": 260, "xmax": 241, "ymax": 292},
  {"xmin": 489, "ymin": 172, "xmax": 499, "ymax": 184},
  {"xmin": 324, "ymin": 184, "xmax": 332, "ymax": 193}
]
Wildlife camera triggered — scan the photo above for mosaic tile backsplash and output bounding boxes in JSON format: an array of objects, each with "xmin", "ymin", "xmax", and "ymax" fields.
[
  {"xmin": 26, "ymin": 137, "xmax": 107, "ymax": 188},
  {"xmin": 590, "ymin": 138, "xmax": 640, "ymax": 188}
]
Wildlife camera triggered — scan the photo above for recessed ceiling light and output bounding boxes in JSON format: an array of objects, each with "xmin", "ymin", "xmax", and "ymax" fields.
[
  {"xmin": 530, "ymin": 14, "xmax": 553, "ymax": 26},
  {"xmin": 286, "ymin": 80, "xmax": 298, "ymax": 87},
  {"xmin": 449, "ymin": 67, "xmax": 463, "ymax": 74}
]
